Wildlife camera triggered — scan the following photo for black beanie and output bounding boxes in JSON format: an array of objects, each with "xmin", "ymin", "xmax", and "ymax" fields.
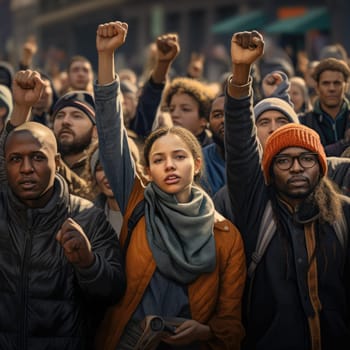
[{"xmin": 52, "ymin": 91, "xmax": 95, "ymax": 125}]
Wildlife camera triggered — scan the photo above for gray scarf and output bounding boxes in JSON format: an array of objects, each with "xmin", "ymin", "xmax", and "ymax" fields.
[{"xmin": 144, "ymin": 182, "xmax": 216, "ymax": 284}]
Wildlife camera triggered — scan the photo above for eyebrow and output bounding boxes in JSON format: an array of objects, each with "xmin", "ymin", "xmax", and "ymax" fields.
[{"xmin": 151, "ymin": 148, "xmax": 187, "ymax": 156}]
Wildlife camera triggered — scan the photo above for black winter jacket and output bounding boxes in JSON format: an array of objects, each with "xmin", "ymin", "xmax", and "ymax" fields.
[
  {"xmin": 0, "ymin": 175, "xmax": 126, "ymax": 350},
  {"xmin": 224, "ymin": 87, "xmax": 350, "ymax": 350}
]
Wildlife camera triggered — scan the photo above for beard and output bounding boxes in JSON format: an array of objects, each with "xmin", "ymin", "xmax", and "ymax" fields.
[{"xmin": 58, "ymin": 132, "xmax": 92, "ymax": 156}]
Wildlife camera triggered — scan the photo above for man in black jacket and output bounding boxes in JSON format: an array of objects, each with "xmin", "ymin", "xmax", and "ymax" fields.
[
  {"xmin": 225, "ymin": 30, "xmax": 350, "ymax": 350},
  {"xmin": 0, "ymin": 69, "xmax": 126, "ymax": 349}
]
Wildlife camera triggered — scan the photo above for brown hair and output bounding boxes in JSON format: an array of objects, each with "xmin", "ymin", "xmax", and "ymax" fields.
[
  {"xmin": 143, "ymin": 126, "xmax": 203, "ymax": 182},
  {"xmin": 312, "ymin": 58, "xmax": 350, "ymax": 82},
  {"xmin": 67, "ymin": 55, "xmax": 92, "ymax": 72},
  {"xmin": 162, "ymin": 77, "xmax": 215, "ymax": 121}
]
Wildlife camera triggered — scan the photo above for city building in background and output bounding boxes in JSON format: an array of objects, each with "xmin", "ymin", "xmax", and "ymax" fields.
[{"xmin": 4, "ymin": 0, "xmax": 350, "ymax": 82}]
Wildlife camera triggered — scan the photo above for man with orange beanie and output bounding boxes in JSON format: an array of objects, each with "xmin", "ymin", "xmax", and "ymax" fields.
[{"xmin": 225, "ymin": 30, "xmax": 350, "ymax": 350}]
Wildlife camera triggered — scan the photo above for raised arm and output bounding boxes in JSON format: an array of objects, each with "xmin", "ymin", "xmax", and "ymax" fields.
[
  {"xmin": 19, "ymin": 36, "xmax": 38, "ymax": 70},
  {"xmin": 0, "ymin": 70, "xmax": 45, "ymax": 184},
  {"xmin": 130, "ymin": 32, "xmax": 180, "ymax": 137},
  {"xmin": 227, "ymin": 31, "xmax": 264, "ymax": 98},
  {"xmin": 224, "ymin": 31, "xmax": 267, "ymax": 230},
  {"xmin": 11, "ymin": 69, "xmax": 45, "ymax": 126},
  {"xmin": 95, "ymin": 21, "xmax": 134, "ymax": 214}
]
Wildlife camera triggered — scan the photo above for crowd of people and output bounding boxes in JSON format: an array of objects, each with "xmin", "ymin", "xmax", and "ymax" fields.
[{"xmin": 0, "ymin": 18, "xmax": 350, "ymax": 350}]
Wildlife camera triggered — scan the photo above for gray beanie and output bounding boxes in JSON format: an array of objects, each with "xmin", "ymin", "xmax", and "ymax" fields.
[
  {"xmin": 0, "ymin": 84, "xmax": 13, "ymax": 121},
  {"xmin": 254, "ymin": 97, "xmax": 299, "ymax": 124}
]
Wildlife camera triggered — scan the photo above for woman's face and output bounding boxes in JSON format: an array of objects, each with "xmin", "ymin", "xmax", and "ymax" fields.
[
  {"xmin": 168, "ymin": 92, "xmax": 207, "ymax": 136},
  {"xmin": 290, "ymin": 83, "xmax": 304, "ymax": 113},
  {"xmin": 146, "ymin": 133, "xmax": 201, "ymax": 203},
  {"xmin": 95, "ymin": 162, "xmax": 114, "ymax": 198}
]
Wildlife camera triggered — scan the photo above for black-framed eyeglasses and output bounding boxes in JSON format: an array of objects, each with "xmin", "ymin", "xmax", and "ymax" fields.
[{"xmin": 273, "ymin": 152, "xmax": 319, "ymax": 171}]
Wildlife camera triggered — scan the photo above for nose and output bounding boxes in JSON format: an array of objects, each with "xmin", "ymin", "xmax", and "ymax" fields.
[
  {"xmin": 289, "ymin": 157, "xmax": 304, "ymax": 172},
  {"xmin": 328, "ymin": 83, "xmax": 336, "ymax": 90},
  {"xmin": 20, "ymin": 157, "xmax": 34, "ymax": 173},
  {"xmin": 270, "ymin": 120, "xmax": 279, "ymax": 134},
  {"xmin": 60, "ymin": 114, "xmax": 72, "ymax": 125},
  {"xmin": 170, "ymin": 106, "xmax": 181, "ymax": 119},
  {"xmin": 165, "ymin": 157, "xmax": 175, "ymax": 170}
]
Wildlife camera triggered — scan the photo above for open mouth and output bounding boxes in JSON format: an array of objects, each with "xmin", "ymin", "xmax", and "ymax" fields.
[{"xmin": 165, "ymin": 175, "xmax": 179, "ymax": 184}]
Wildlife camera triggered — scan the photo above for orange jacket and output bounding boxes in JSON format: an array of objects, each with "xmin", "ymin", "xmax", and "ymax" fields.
[{"xmin": 95, "ymin": 178, "xmax": 246, "ymax": 349}]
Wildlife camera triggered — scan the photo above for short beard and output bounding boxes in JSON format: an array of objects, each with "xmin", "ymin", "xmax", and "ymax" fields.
[{"xmin": 58, "ymin": 136, "xmax": 92, "ymax": 157}]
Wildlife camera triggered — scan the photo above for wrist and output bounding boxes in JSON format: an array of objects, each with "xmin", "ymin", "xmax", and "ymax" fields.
[
  {"xmin": 77, "ymin": 253, "xmax": 95, "ymax": 269},
  {"xmin": 198, "ymin": 324, "xmax": 214, "ymax": 341},
  {"xmin": 227, "ymin": 75, "xmax": 252, "ymax": 99}
]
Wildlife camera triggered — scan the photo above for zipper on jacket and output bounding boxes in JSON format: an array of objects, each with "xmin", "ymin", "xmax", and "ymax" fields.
[
  {"xmin": 332, "ymin": 122, "xmax": 338, "ymax": 141},
  {"xmin": 18, "ymin": 223, "xmax": 33, "ymax": 350}
]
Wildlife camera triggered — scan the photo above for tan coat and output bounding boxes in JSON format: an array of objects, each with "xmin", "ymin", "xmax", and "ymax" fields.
[{"xmin": 95, "ymin": 178, "xmax": 246, "ymax": 350}]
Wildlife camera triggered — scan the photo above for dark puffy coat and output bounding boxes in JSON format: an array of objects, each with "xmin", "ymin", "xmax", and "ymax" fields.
[{"xmin": 0, "ymin": 175, "xmax": 126, "ymax": 350}]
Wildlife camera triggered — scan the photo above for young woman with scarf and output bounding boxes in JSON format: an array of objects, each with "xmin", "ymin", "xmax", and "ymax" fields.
[{"xmin": 93, "ymin": 21, "xmax": 246, "ymax": 350}]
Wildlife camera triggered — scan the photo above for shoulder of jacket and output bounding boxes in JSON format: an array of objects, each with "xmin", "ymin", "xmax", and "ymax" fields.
[
  {"xmin": 69, "ymin": 194, "xmax": 104, "ymax": 221},
  {"xmin": 213, "ymin": 212, "xmax": 240, "ymax": 240}
]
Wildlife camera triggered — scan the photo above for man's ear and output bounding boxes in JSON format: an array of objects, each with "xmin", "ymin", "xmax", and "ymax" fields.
[
  {"xmin": 0, "ymin": 107, "xmax": 7, "ymax": 119},
  {"xmin": 92, "ymin": 125, "xmax": 98, "ymax": 140}
]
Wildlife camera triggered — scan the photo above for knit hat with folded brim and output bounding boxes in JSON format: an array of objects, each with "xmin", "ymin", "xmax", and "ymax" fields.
[
  {"xmin": 254, "ymin": 97, "xmax": 299, "ymax": 123},
  {"xmin": 262, "ymin": 123, "xmax": 327, "ymax": 185},
  {"xmin": 0, "ymin": 84, "xmax": 13, "ymax": 121},
  {"xmin": 52, "ymin": 91, "xmax": 95, "ymax": 125}
]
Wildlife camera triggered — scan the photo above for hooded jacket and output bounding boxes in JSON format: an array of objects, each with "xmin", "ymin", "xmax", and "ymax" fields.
[{"xmin": 0, "ymin": 175, "xmax": 126, "ymax": 350}]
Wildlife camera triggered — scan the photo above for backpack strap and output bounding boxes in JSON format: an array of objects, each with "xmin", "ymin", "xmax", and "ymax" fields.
[
  {"xmin": 248, "ymin": 201, "xmax": 348, "ymax": 279},
  {"xmin": 123, "ymin": 199, "xmax": 145, "ymax": 254},
  {"xmin": 247, "ymin": 200, "xmax": 276, "ymax": 278}
]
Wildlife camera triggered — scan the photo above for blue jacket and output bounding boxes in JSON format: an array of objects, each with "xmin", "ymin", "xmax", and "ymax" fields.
[{"xmin": 201, "ymin": 143, "xmax": 225, "ymax": 197}]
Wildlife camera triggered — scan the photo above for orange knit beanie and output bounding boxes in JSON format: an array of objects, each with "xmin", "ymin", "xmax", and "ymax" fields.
[{"xmin": 262, "ymin": 123, "xmax": 328, "ymax": 184}]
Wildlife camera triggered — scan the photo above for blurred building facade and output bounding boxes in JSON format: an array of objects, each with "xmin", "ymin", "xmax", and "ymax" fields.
[{"xmin": 5, "ymin": 0, "xmax": 350, "ymax": 81}]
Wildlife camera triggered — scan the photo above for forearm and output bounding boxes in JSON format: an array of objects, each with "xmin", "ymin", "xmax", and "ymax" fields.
[
  {"xmin": 227, "ymin": 63, "xmax": 251, "ymax": 99},
  {"xmin": 10, "ymin": 104, "xmax": 31, "ymax": 127},
  {"xmin": 98, "ymin": 51, "xmax": 115, "ymax": 85},
  {"xmin": 77, "ymin": 220, "xmax": 126, "ymax": 302},
  {"xmin": 151, "ymin": 60, "xmax": 171, "ymax": 84},
  {"xmin": 130, "ymin": 77, "xmax": 165, "ymax": 137},
  {"xmin": 94, "ymin": 79, "xmax": 136, "ymax": 214},
  {"xmin": 225, "ymin": 86, "xmax": 261, "ymax": 181},
  {"xmin": 225, "ymin": 88, "xmax": 266, "ymax": 225}
]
